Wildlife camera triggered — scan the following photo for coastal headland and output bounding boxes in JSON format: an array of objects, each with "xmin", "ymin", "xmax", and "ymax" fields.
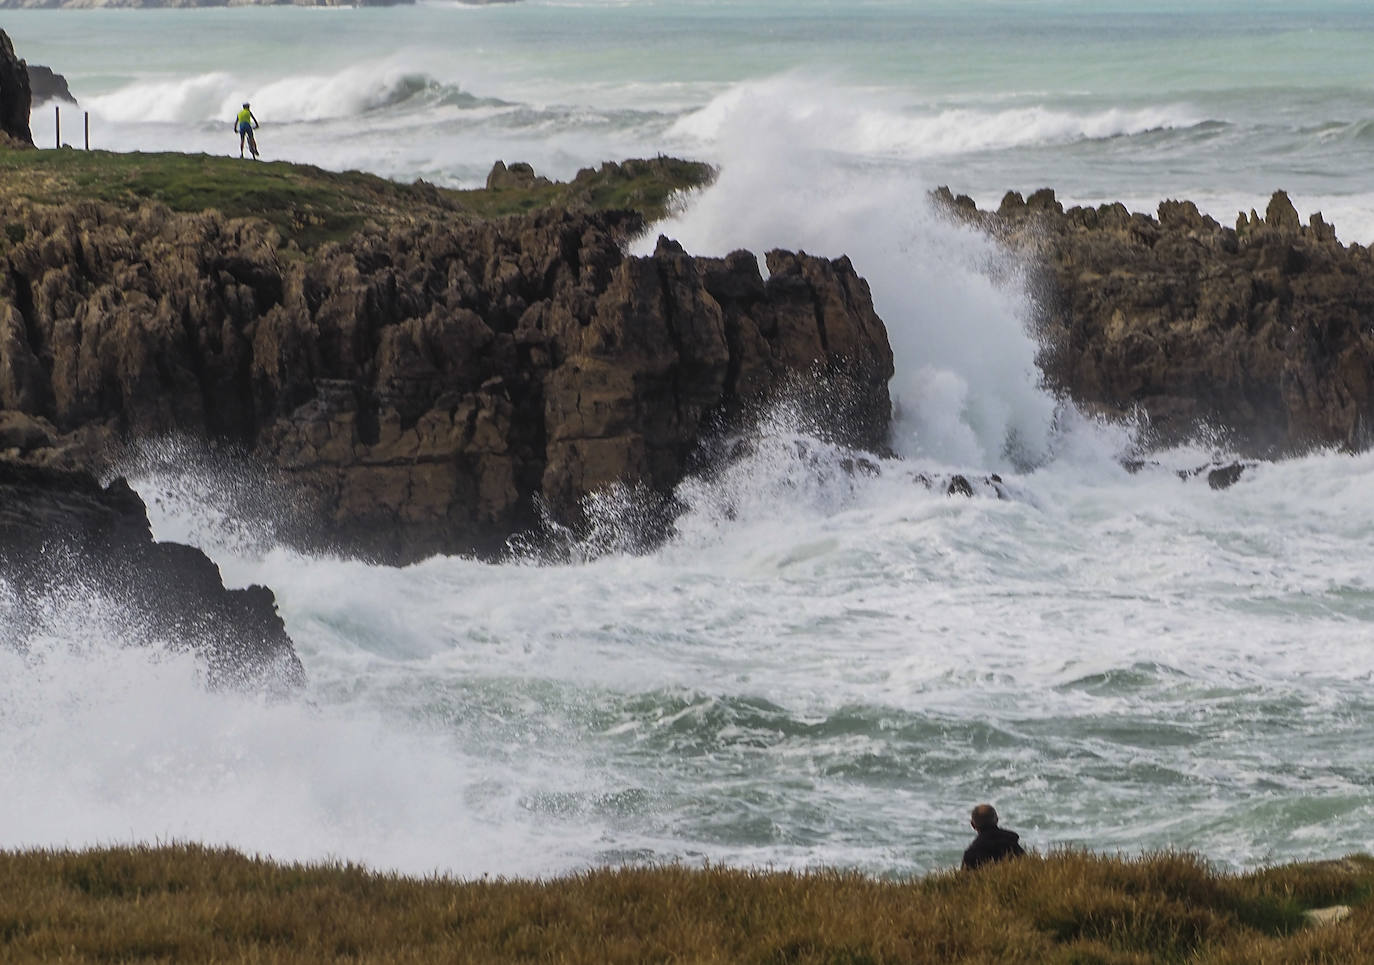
[
  {"xmin": 0, "ymin": 148, "xmax": 895, "ymax": 563},
  {"xmin": 0, "ymin": 844, "xmax": 1370, "ymax": 962},
  {"xmin": 0, "ymin": 28, "xmax": 891, "ymax": 691}
]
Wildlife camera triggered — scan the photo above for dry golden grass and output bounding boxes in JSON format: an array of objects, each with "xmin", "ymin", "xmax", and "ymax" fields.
[{"xmin": 1, "ymin": 845, "xmax": 1371, "ymax": 963}]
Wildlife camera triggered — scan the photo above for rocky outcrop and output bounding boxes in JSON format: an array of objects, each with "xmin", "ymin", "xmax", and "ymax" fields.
[
  {"xmin": 486, "ymin": 161, "xmax": 550, "ymax": 191},
  {"xmin": 0, "ymin": 458, "xmax": 304, "ymax": 689},
  {"xmin": 26, "ymin": 64, "xmax": 76, "ymax": 105},
  {"xmin": 0, "ymin": 29, "xmax": 34, "ymax": 146},
  {"xmin": 0, "ymin": 201, "xmax": 893, "ymax": 562},
  {"xmin": 937, "ymin": 187, "xmax": 1374, "ymax": 455}
]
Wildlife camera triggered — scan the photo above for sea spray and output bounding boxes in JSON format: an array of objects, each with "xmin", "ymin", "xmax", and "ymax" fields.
[
  {"xmin": 0, "ymin": 573, "xmax": 607, "ymax": 878},
  {"xmin": 649, "ymin": 76, "xmax": 1067, "ymax": 471},
  {"xmin": 84, "ymin": 71, "xmax": 240, "ymax": 126}
]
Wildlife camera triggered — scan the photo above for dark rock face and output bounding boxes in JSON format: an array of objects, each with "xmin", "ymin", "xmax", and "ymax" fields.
[
  {"xmin": 945, "ymin": 474, "xmax": 974, "ymax": 497},
  {"xmin": 938, "ymin": 187, "xmax": 1374, "ymax": 455},
  {"xmin": 0, "ymin": 459, "xmax": 304, "ymax": 690},
  {"xmin": 486, "ymin": 160, "xmax": 550, "ymax": 190},
  {"xmin": 1206, "ymin": 462, "xmax": 1247, "ymax": 490},
  {"xmin": 0, "ymin": 202, "xmax": 893, "ymax": 562},
  {"xmin": 26, "ymin": 64, "xmax": 76, "ymax": 106},
  {"xmin": 0, "ymin": 30, "xmax": 34, "ymax": 146}
]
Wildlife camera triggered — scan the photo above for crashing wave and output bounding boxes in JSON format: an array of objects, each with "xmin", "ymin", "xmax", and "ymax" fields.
[{"xmin": 87, "ymin": 65, "xmax": 496, "ymax": 124}]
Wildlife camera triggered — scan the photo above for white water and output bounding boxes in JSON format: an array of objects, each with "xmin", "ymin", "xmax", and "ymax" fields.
[
  {"xmin": 8, "ymin": 436, "xmax": 1373, "ymax": 877},
  {"xmin": 3, "ymin": 1, "xmax": 1374, "ymax": 877}
]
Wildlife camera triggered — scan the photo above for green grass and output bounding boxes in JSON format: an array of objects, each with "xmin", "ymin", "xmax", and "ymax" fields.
[
  {"xmin": 453, "ymin": 157, "xmax": 716, "ymax": 221},
  {"xmin": 1, "ymin": 846, "xmax": 1372, "ymax": 963},
  {"xmin": 0, "ymin": 147, "xmax": 714, "ymax": 249}
]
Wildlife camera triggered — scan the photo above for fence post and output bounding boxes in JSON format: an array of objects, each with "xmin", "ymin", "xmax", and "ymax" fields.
[
  {"xmin": 84, "ymin": 112, "xmax": 89, "ymax": 150},
  {"xmin": 54, "ymin": 105, "xmax": 60, "ymax": 148}
]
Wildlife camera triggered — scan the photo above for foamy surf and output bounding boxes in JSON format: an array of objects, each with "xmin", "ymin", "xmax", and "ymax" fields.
[{"xmin": 66, "ymin": 434, "xmax": 1370, "ymax": 877}]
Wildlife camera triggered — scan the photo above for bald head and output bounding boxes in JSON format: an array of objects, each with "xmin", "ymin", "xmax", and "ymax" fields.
[{"xmin": 970, "ymin": 804, "xmax": 999, "ymax": 831}]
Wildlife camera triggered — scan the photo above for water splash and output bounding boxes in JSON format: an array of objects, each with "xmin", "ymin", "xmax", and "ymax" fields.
[{"xmin": 645, "ymin": 75, "xmax": 1078, "ymax": 472}]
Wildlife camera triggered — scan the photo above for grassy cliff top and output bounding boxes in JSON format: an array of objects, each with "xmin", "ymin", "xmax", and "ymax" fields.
[
  {"xmin": 1, "ymin": 845, "xmax": 1372, "ymax": 963},
  {"xmin": 0, "ymin": 147, "xmax": 714, "ymax": 248}
]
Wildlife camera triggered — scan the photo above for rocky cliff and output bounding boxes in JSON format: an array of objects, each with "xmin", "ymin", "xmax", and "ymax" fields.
[
  {"xmin": 0, "ymin": 457, "xmax": 305, "ymax": 689},
  {"xmin": 938, "ymin": 187, "xmax": 1374, "ymax": 455},
  {"xmin": 26, "ymin": 64, "xmax": 76, "ymax": 106},
  {"xmin": 0, "ymin": 197, "xmax": 893, "ymax": 562},
  {"xmin": 0, "ymin": 29, "xmax": 34, "ymax": 147}
]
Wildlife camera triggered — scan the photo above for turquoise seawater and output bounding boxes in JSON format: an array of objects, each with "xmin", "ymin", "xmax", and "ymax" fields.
[{"xmin": 2, "ymin": 1, "xmax": 1373, "ymax": 879}]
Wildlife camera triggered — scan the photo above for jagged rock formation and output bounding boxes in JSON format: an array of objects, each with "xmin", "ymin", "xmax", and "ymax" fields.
[
  {"xmin": 0, "ymin": 201, "xmax": 893, "ymax": 562},
  {"xmin": 26, "ymin": 64, "xmax": 76, "ymax": 105},
  {"xmin": 0, "ymin": 458, "xmax": 305, "ymax": 689},
  {"xmin": 0, "ymin": 29, "xmax": 34, "ymax": 146},
  {"xmin": 486, "ymin": 160, "xmax": 550, "ymax": 191},
  {"xmin": 937, "ymin": 187, "xmax": 1374, "ymax": 455}
]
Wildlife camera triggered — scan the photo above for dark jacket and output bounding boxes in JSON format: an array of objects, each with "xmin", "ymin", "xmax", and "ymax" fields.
[{"xmin": 962, "ymin": 826, "xmax": 1025, "ymax": 870}]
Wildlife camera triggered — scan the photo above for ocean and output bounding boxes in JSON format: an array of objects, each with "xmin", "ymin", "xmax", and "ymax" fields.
[{"xmin": 3, "ymin": 0, "xmax": 1373, "ymax": 878}]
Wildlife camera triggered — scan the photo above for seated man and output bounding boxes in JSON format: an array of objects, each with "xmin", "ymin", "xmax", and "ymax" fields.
[{"xmin": 961, "ymin": 803, "xmax": 1026, "ymax": 870}]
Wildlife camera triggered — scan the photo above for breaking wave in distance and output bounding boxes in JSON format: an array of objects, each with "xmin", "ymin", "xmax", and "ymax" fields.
[
  {"xmin": 670, "ymin": 76, "xmax": 1203, "ymax": 162},
  {"xmin": 87, "ymin": 65, "xmax": 490, "ymax": 125}
]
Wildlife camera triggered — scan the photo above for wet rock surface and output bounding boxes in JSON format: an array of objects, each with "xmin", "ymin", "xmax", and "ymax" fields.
[
  {"xmin": 937, "ymin": 187, "xmax": 1374, "ymax": 456},
  {"xmin": 0, "ymin": 201, "xmax": 893, "ymax": 562},
  {"xmin": 0, "ymin": 458, "xmax": 305, "ymax": 689}
]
